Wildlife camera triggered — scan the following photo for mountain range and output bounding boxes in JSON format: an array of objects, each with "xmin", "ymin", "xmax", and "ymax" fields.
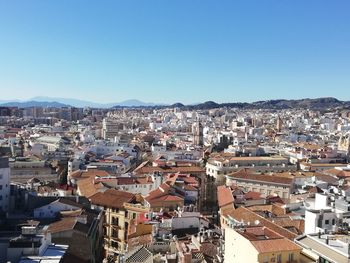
[
  {"xmin": 177, "ymin": 97, "xmax": 350, "ymax": 110},
  {"xmin": 0, "ymin": 97, "xmax": 162, "ymax": 108},
  {"xmin": 0, "ymin": 96, "xmax": 349, "ymax": 110}
]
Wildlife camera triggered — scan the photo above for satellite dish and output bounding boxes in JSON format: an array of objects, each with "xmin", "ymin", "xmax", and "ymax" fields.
[{"xmin": 254, "ymin": 220, "xmax": 260, "ymax": 226}]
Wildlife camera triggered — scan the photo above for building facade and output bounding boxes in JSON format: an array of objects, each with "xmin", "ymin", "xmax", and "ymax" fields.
[{"xmin": 0, "ymin": 157, "xmax": 10, "ymax": 212}]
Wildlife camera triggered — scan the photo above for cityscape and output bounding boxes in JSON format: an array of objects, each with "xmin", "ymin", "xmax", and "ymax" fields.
[{"xmin": 1, "ymin": 1, "xmax": 350, "ymax": 263}]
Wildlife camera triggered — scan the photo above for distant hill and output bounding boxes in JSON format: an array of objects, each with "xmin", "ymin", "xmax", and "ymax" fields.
[
  {"xmin": 114, "ymin": 99, "xmax": 162, "ymax": 107},
  {"xmin": 1, "ymin": 96, "xmax": 349, "ymax": 110},
  {"xmin": 178, "ymin": 97, "xmax": 349, "ymax": 110},
  {"xmin": 0, "ymin": 101, "xmax": 70, "ymax": 108},
  {"xmin": 0, "ymin": 97, "xmax": 166, "ymax": 108},
  {"xmin": 30, "ymin": 96, "xmax": 116, "ymax": 108},
  {"xmin": 171, "ymin": 102, "xmax": 185, "ymax": 108},
  {"xmin": 30, "ymin": 97, "xmax": 165, "ymax": 108},
  {"xmin": 247, "ymin": 97, "xmax": 345, "ymax": 109}
]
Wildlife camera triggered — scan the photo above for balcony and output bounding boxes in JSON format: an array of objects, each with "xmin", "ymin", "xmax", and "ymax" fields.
[
  {"xmin": 110, "ymin": 235, "xmax": 122, "ymax": 242},
  {"xmin": 111, "ymin": 224, "xmax": 121, "ymax": 230}
]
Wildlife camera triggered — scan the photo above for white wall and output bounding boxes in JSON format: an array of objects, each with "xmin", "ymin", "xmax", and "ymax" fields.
[
  {"xmin": 34, "ymin": 201, "xmax": 80, "ymax": 218},
  {"xmin": 224, "ymin": 227, "xmax": 258, "ymax": 263},
  {"xmin": 315, "ymin": 193, "xmax": 328, "ymax": 210},
  {"xmin": 305, "ymin": 209, "xmax": 337, "ymax": 234},
  {"xmin": 304, "ymin": 210, "xmax": 318, "ymax": 234},
  {"xmin": 171, "ymin": 216, "xmax": 209, "ymax": 230}
]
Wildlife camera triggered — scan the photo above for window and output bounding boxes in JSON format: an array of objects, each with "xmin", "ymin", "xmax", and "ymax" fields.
[
  {"xmin": 288, "ymin": 253, "xmax": 294, "ymax": 261},
  {"xmin": 112, "ymin": 229, "xmax": 118, "ymax": 238},
  {"xmin": 277, "ymin": 254, "xmax": 282, "ymax": 263},
  {"xmin": 112, "ymin": 217, "xmax": 119, "ymax": 225},
  {"xmin": 332, "ymin": 219, "xmax": 335, "ymax": 225},
  {"xmin": 319, "ymin": 257, "xmax": 331, "ymax": 263},
  {"xmin": 0, "ymin": 185, "xmax": 2, "ymax": 190},
  {"xmin": 111, "ymin": 241, "xmax": 118, "ymax": 249},
  {"xmin": 325, "ymin": 220, "xmax": 329, "ymax": 225}
]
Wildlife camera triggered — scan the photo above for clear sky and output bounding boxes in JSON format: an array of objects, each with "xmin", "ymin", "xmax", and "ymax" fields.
[{"xmin": 0, "ymin": 1, "xmax": 349, "ymax": 104}]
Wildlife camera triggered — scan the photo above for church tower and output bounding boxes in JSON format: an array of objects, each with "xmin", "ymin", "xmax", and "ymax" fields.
[
  {"xmin": 276, "ymin": 116, "xmax": 283, "ymax": 132},
  {"xmin": 192, "ymin": 120, "xmax": 203, "ymax": 146}
]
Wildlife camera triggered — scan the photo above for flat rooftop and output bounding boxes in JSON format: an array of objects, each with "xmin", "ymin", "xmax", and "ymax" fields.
[{"xmin": 296, "ymin": 234, "xmax": 350, "ymax": 263}]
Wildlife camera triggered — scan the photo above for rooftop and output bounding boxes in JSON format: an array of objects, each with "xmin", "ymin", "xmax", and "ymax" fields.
[
  {"xmin": 296, "ymin": 234, "xmax": 350, "ymax": 263},
  {"xmin": 90, "ymin": 189, "xmax": 135, "ymax": 209},
  {"xmin": 235, "ymin": 226, "xmax": 301, "ymax": 253}
]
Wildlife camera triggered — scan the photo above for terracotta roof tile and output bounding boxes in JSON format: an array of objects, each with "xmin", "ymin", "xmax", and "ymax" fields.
[
  {"xmin": 90, "ymin": 189, "xmax": 135, "ymax": 209},
  {"xmin": 227, "ymin": 169, "xmax": 293, "ymax": 185},
  {"xmin": 217, "ymin": 186, "xmax": 234, "ymax": 208},
  {"xmin": 251, "ymin": 238, "xmax": 301, "ymax": 253},
  {"xmin": 48, "ymin": 217, "xmax": 77, "ymax": 234},
  {"xmin": 226, "ymin": 207, "xmax": 298, "ymax": 240}
]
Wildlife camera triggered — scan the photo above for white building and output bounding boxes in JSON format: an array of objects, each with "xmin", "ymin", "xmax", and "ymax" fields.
[
  {"xmin": 0, "ymin": 157, "xmax": 10, "ymax": 212},
  {"xmin": 7, "ymin": 225, "xmax": 68, "ymax": 263},
  {"xmin": 102, "ymin": 118, "xmax": 120, "ymax": 140},
  {"xmin": 206, "ymin": 155, "xmax": 291, "ymax": 183},
  {"xmin": 34, "ymin": 198, "xmax": 82, "ymax": 218},
  {"xmin": 101, "ymin": 173, "xmax": 163, "ymax": 196},
  {"xmin": 304, "ymin": 193, "xmax": 340, "ymax": 234}
]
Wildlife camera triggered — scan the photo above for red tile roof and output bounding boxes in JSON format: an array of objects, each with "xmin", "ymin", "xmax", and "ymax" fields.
[
  {"xmin": 244, "ymin": 191, "xmax": 263, "ymax": 200},
  {"xmin": 227, "ymin": 169, "xmax": 293, "ymax": 185},
  {"xmin": 217, "ymin": 186, "xmax": 234, "ymax": 208},
  {"xmin": 226, "ymin": 207, "xmax": 298, "ymax": 240},
  {"xmin": 90, "ymin": 189, "xmax": 135, "ymax": 209},
  {"xmin": 251, "ymin": 238, "xmax": 301, "ymax": 253}
]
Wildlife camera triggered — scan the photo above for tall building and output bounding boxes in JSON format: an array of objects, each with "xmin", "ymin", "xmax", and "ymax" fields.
[
  {"xmin": 102, "ymin": 118, "xmax": 121, "ymax": 140},
  {"xmin": 0, "ymin": 157, "xmax": 10, "ymax": 212},
  {"xmin": 338, "ymin": 133, "xmax": 350, "ymax": 158},
  {"xmin": 192, "ymin": 120, "xmax": 203, "ymax": 146},
  {"xmin": 276, "ymin": 116, "xmax": 283, "ymax": 132}
]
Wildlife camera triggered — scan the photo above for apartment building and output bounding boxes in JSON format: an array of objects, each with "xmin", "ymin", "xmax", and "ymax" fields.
[
  {"xmin": 226, "ymin": 169, "xmax": 294, "ymax": 199},
  {"xmin": 224, "ymin": 226, "xmax": 302, "ymax": 263},
  {"xmin": 89, "ymin": 189, "xmax": 149, "ymax": 257},
  {"xmin": 0, "ymin": 157, "xmax": 10, "ymax": 212},
  {"xmin": 295, "ymin": 233, "xmax": 350, "ymax": 263},
  {"xmin": 102, "ymin": 118, "xmax": 122, "ymax": 140},
  {"xmin": 206, "ymin": 153, "xmax": 291, "ymax": 183}
]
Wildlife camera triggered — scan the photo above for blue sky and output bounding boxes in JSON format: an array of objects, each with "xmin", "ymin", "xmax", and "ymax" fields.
[{"xmin": 0, "ymin": 1, "xmax": 349, "ymax": 104}]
